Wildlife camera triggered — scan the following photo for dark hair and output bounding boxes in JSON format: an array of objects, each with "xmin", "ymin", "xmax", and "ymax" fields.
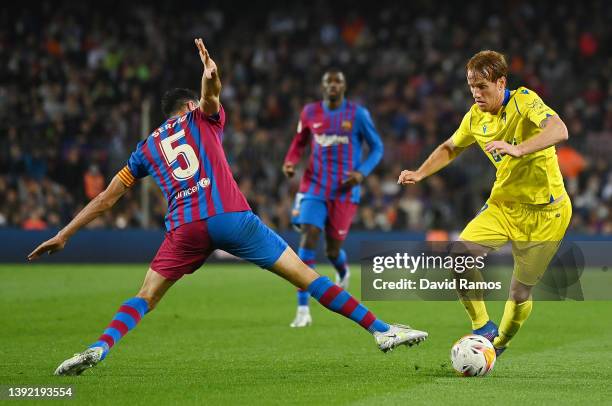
[
  {"xmin": 466, "ymin": 50, "xmax": 508, "ymax": 82},
  {"xmin": 322, "ymin": 67, "xmax": 345, "ymax": 81},
  {"xmin": 161, "ymin": 88, "xmax": 199, "ymax": 117}
]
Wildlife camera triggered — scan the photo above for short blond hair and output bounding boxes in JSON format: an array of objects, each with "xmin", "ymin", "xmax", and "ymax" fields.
[{"xmin": 466, "ymin": 50, "xmax": 508, "ymax": 81}]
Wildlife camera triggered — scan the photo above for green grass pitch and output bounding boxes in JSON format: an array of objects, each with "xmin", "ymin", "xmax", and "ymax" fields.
[{"xmin": 1, "ymin": 263, "xmax": 611, "ymax": 405}]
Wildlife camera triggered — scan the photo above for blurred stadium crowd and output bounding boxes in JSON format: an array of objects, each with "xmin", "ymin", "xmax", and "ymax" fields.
[{"xmin": 1, "ymin": 1, "xmax": 611, "ymax": 234}]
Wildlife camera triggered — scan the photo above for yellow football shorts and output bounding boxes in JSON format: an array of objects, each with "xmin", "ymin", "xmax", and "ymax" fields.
[{"xmin": 459, "ymin": 197, "xmax": 572, "ymax": 285}]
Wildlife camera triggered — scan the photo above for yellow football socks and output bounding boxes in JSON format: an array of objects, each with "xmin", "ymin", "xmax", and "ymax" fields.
[
  {"xmin": 493, "ymin": 299, "xmax": 533, "ymax": 348},
  {"xmin": 461, "ymin": 299, "xmax": 490, "ymax": 330}
]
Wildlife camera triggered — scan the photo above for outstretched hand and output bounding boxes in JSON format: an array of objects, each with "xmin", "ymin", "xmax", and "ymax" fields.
[
  {"xmin": 195, "ymin": 38, "xmax": 217, "ymax": 79},
  {"xmin": 27, "ymin": 234, "xmax": 67, "ymax": 261}
]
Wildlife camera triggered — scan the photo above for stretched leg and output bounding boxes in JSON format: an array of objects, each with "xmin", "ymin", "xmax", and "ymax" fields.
[
  {"xmin": 52, "ymin": 218, "xmax": 213, "ymax": 375},
  {"xmin": 325, "ymin": 235, "xmax": 350, "ymax": 289},
  {"xmin": 270, "ymin": 246, "xmax": 428, "ymax": 351},
  {"xmin": 54, "ymin": 269, "xmax": 176, "ymax": 375},
  {"xmin": 210, "ymin": 211, "xmax": 428, "ymax": 352},
  {"xmin": 90, "ymin": 269, "xmax": 175, "ymax": 356}
]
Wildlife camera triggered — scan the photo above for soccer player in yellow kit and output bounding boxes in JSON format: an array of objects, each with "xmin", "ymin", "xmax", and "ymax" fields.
[{"xmin": 398, "ymin": 50, "xmax": 572, "ymax": 356}]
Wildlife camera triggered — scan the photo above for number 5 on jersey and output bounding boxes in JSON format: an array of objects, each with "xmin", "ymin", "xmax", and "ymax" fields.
[{"xmin": 160, "ymin": 129, "xmax": 199, "ymax": 180}]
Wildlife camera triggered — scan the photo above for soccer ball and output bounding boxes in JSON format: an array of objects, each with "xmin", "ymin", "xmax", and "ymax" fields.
[{"xmin": 450, "ymin": 334, "xmax": 496, "ymax": 377}]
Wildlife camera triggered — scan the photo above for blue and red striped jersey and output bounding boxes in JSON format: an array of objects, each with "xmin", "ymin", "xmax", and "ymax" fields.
[
  {"xmin": 284, "ymin": 100, "xmax": 383, "ymax": 203},
  {"xmin": 123, "ymin": 106, "xmax": 250, "ymax": 231}
]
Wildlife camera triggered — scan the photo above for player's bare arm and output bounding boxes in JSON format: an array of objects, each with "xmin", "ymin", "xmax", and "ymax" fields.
[
  {"xmin": 27, "ymin": 175, "xmax": 129, "ymax": 260},
  {"xmin": 398, "ymin": 137, "xmax": 467, "ymax": 185},
  {"xmin": 485, "ymin": 115, "xmax": 568, "ymax": 158},
  {"xmin": 195, "ymin": 38, "xmax": 221, "ymax": 115}
]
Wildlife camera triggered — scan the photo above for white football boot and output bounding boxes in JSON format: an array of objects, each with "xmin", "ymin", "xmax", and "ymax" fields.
[
  {"xmin": 54, "ymin": 347, "xmax": 104, "ymax": 376},
  {"xmin": 374, "ymin": 324, "xmax": 428, "ymax": 353},
  {"xmin": 335, "ymin": 269, "xmax": 351, "ymax": 290},
  {"xmin": 289, "ymin": 306, "xmax": 312, "ymax": 328}
]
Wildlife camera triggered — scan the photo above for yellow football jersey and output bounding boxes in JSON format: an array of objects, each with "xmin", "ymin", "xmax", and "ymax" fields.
[{"xmin": 452, "ymin": 87, "xmax": 566, "ymax": 205}]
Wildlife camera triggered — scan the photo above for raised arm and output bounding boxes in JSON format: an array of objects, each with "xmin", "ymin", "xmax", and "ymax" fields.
[
  {"xmin": 398, "ymin": 137, "xmax": 467, "ymax": 185},
  {"xmin": 195, "ymin": 38, "xmax": 221, "ymax": 115},
  {"xmin": 27, "ymin": 175, "xmax": 130, "ymax": 260}
]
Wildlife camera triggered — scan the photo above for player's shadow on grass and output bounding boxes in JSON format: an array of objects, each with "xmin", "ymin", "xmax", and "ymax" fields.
[{"xmin": 409, "ymin": 362, "xmax": 455, "ymax": 378}]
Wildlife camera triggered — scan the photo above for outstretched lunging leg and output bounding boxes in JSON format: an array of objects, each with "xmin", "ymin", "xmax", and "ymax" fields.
[{"xmin": 54, "ymin": 269, "xmax": 175, "ymax": 375}]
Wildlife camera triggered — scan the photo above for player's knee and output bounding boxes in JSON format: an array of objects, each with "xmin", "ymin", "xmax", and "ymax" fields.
[
  {"xmin": 300, "ymin": 226, "xmax": 320, "ymax": 248},
  {"xmin": 448, "ymin": 242, "xmax": 477, "ymax": 275},
  {"xmin": 509, "ymin": 286, "xmax": 531, "ymax": 303}
]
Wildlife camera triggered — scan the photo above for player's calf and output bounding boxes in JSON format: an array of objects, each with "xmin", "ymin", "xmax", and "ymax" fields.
[
  {"xmin": 449, "ymin": 241, "xmax": 493, "ymax": 330},
  {"xmin": 54, "ymin": 297, "xmax": 148, "ymax": 376},
  {"xmin": 492, "ymin": 299, "xmax": 533, "ymax": 353},
  {"xmin": 86, "ymin": 297, "xmax": 149, "ymax": 361}
]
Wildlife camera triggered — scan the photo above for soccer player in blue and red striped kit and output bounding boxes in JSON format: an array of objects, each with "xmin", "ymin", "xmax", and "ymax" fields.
[
  {"xmin": 283, "ymin": 69, "xmax": 383, "ymax": 327},
  {"xmin": 28, "ymin": 39, "xmax": 427, "ymax": 376}
]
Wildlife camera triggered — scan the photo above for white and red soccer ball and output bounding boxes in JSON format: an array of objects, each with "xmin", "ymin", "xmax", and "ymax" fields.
[{"xmin": 451, "ymin": 334, "xmax": 497, "ymax": 377}]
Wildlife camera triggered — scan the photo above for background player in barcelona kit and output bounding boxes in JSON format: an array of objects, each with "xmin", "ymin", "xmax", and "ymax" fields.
[
  {"xmin": 28, "ymin": 39, "xmax": 427, "ymax": 376},
  {"xmin": 283, "ymin": 69, "xmax": 384, "ymax": 327}
]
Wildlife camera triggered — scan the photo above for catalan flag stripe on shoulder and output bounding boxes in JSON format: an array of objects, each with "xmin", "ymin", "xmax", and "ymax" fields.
[{"xmin": 117, "ymin": 166, "xmax": 136, "ymax": 187}]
